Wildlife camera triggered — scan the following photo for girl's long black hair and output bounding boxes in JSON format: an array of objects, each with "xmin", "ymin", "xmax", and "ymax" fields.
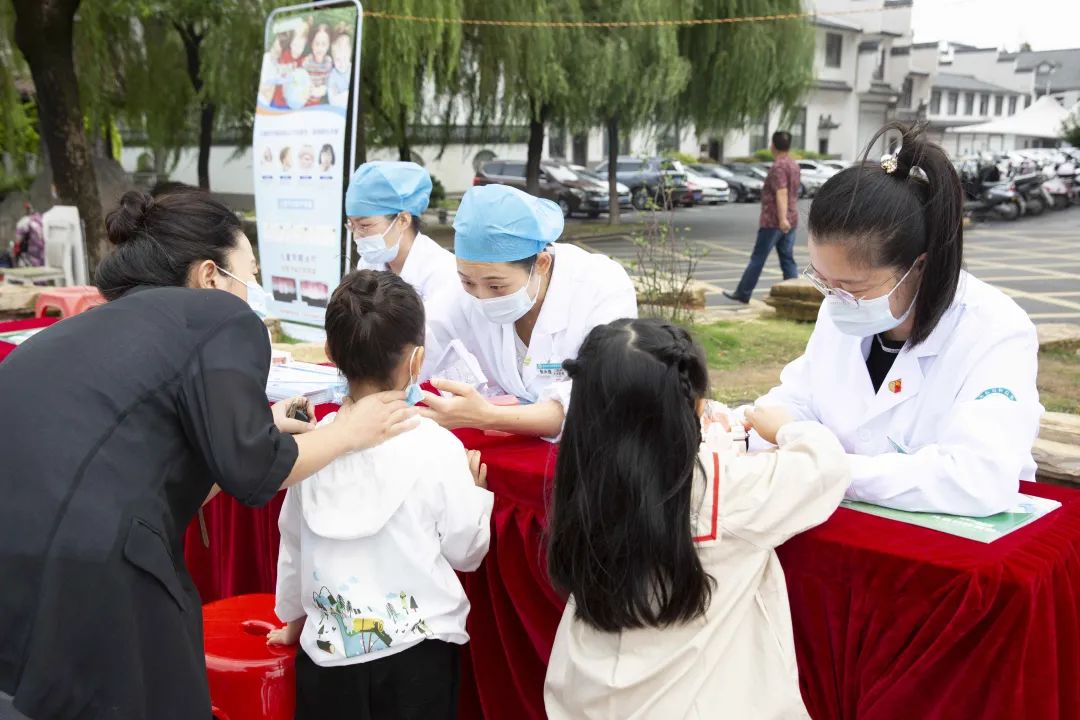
[
  {"xmin": 547, "ymin": 317, "xmax": 713, "ymax": 632},
  {"xmin": 808, "ymin": 121, "xmax": 964, "ymax": 345}
]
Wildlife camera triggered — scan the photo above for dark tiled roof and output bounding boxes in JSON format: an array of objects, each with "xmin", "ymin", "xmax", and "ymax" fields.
[
  {"xmin": 812, "ymin": 16, "xmax": 863, "ymax": 32},
  {"xmin": 933, "ymin": 72, "xmax": 1018, "ymax": 94},
  {"xmin": 891, "ymin": 46, "xmax": 911, "ymax": 56},
  {"xmin": 815, "ymin": 79, "xmax": 854, "ymax": 92},
  {"xmin": 1016, "ymin": 49, "xmax": 1080, "ymax": 92}
]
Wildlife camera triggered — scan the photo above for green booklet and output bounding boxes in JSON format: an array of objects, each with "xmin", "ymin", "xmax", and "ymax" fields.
[
  {"xmin": 840, "ymin": 494, "xmax": 1062, "ymax": 543},
  {"xmin": 0, "ymin": 327, "xmax": 45, "ymax": 346}
]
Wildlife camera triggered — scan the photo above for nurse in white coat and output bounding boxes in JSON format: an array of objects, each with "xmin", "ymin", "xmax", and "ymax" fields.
[
  {"xmin": 755, "ymin": 122, "xmax": 1042, "ymax": 517},
  {"xmin": 345, "ymin": 161, "xmax": 458, "ymax": 303},
  {"xmin": 422, "ymin": 184, "xmax": 637, "ymax": 439}
]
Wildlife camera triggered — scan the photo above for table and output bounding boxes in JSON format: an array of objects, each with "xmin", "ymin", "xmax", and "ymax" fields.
[
  {"xmin": 0, "ymin": 316, "xmax": 58, "ymax": 363},
  {"xmin": 183, "ymin": 434, "xmax": 1080, "ymax": 720}
]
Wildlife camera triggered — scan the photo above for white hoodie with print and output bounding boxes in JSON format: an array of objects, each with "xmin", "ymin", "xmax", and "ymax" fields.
[{"xmin": 275, "ymin": 416, "xmax": 493, "ymax": 667}]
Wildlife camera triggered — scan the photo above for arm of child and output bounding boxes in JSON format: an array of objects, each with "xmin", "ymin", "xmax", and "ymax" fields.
[
  {"xmin": 720, "ymin": 421, "xmax": 850, "ymax": 549},
  {"xmin": 267, "ymin": 617, "xmax": 304, "ymax": 646},
  {"xmin": 433, "ymin": 439, "xmax": 494, "ymax": 572},
  {"xmin": 274, "ymin": 488, "xmax": 306, "ymax": 625}
]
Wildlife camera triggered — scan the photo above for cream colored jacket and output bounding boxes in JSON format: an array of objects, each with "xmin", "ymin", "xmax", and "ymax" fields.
[{"xmin": 544, "ymin": 421, "xmax": 849, "ymax": 720}]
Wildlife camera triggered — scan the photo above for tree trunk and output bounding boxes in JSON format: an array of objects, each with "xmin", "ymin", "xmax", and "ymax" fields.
[
  {"xmin": 607, "ymin": 115, "xmax": 620, "ymax": 225},
  {"xmin": 197, "ymin": 101, "xmax": 215, "ymax": 190},
  {"xmin": 177, "ymin": 22, "xmax": 212, "ymax": 189},
  {"xmin": 13, "ymin": 0, "xmax": 108, "ymax": 275},
  {"xmin": 396, "ymin": 104, "xmax": 410, "ymax": 161},
  {"xmin": 525, "ymin": 104, "xmax": 550, "ymax": 196}
]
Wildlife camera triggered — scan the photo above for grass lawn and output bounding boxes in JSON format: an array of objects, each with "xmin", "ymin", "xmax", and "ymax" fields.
[
  {"xmin": 692, "ymin": 318, "xmax": 1080, "ymax": 414},
  {"xmin": 690, "ymin": 318, "xmax": 813, "ymax": 406}
]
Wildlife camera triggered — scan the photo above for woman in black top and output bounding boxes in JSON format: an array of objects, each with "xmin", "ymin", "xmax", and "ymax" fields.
[{"xmin": 0, "ymin": 189, "xmax": 415, "ymax": 719}]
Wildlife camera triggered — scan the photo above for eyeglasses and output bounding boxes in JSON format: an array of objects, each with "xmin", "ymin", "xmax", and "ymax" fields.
[{"xmin": 802, "ymin": 264, "xmax": 908, "ymax": 307}]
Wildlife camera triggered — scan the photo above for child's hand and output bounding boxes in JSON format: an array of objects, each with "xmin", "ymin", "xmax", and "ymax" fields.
[
  {"xmin": 745, "ymin": 405, "xmax": 794, "ymax": 446},
  {"xmin": 266, "ymin": 620, "xmax": 303, "ymax": 646},
  {"xmin": 467, "ymin": 449, "xmax": 488, "ymax": 489}
]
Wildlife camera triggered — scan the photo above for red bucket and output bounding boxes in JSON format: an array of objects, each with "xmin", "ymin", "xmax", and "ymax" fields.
[{"xmin": 203, "ymin": 594, "xmax": 296, "ymax": 720}]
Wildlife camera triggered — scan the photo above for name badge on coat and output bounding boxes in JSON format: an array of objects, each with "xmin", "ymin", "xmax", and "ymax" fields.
[{"xmin": 535, "ymin": 362, "xmax": 568, "ymax": 380}]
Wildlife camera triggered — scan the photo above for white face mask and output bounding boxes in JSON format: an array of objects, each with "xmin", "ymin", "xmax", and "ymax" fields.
[
  {"xmin": 217, "ymin": 266, "xmax": 271, "ymax": 319},
  {"xmin": 474, "ymin": 266, "xmax": 539, "ymax": 325},
  {"xmin": 354, "ymin": 216, "xmax": 403, "ymax": 266},
  {"xmin": 826, "ymin": 265, "xmax": 917, "ymax": 337}
]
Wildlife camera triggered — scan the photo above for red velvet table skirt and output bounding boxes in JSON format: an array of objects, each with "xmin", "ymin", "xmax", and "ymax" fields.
[
  {"xmin": 0, "ymin": 317, "xmax": 58, "ymax": 363},
  {"xmin": 184, "ymin": 426, "xmax": 1080, "ymax": 720}
]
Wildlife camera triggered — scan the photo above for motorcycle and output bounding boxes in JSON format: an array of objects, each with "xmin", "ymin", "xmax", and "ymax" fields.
[
  {"xmin": 964, "ymin": 180, "xmax": 1023, "ymax": 222},
  {"xmin": 1050, "ymin": 162, "xmax": 1078, "ymax": 208},
  {"xmin": 1011, "ymin": 173, "xmax": 1051, "ymax": 216}
]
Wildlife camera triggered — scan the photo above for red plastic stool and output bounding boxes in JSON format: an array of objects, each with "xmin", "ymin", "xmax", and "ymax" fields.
[
  {"xmin": 203, "ymin": 593, "xmax": 296, "ymax": 720},
  {"xmin": 33, "ymin": 286, "xmax": 104, "ymax": 318}
]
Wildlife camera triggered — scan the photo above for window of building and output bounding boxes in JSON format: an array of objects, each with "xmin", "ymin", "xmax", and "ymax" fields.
[
  {"xmin": 790, "ymin": 107, "xmax": 807, "ymax": 151},
  {"xmin": 901, "ymin": 77, "xmax": 913, "ymax": 108},
  {"xmin": 1008, "ymin": 95, "xmax": 1018, "ymax": 114},
  {"xmin": 571, "ymin": 133, "xmax": 589, "ymax": 166},
  {"xmin": 825, "ymin": 33, "xmax": 843, "ymax": 69},
  {"xmin": 930, "ymin": 90, "xmax": 941, "ymax": 114},
  {"xmin": 964, "ymin": 92, "xmax": 974, "ymax": 115},
  {"xmin": 947, "ymin": 92, "xmax": 958, "ymax": 115},
  {"xmin": 818, "ymin": 137, "xmax": 829, "ymax": 155},
  {"xmin": 979, "ymin": 93, "xmax": 989, "ymax": 115},
  {"xmin": 750, "ymin": 113, "xmax": 770, "ymax": 152},
  {"xmin": 994, "ymin": 94, "xmax": 1004, "ymax": 115},
  {"xmin": 548, "ymin": 125, "xmax": 567, "ymax": 159},
  {"xmin": 1025, "ymin": 95, "xmax": 1032, "ymax": 108}
]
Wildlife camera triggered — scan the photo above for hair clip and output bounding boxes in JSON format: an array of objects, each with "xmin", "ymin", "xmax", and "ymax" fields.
[
  {"xmin": 909, "ymin": 166, "xmax": 928, "ymax": 183},
  {"xmin": 880, "ymin": 151, "xmax": 899, "ymax": 175}
]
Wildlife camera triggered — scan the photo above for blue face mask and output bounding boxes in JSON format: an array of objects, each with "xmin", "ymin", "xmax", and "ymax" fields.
[
  {"xmin": 404, "ymin": 346, "xmax": 423, "ymax": 406},
  {"xmin": 354, "ymin": 215, "xmax": 404, "ymax": 266}
]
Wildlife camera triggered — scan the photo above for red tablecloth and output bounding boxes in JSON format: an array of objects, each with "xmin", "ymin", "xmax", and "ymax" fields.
[
  {"xmin": 0, "ymin": 317, "xmax": 58, "ymax": 363},
  {"xmin": 185, "ymin": 430, "xmax": 1080, "ymax": 720}
]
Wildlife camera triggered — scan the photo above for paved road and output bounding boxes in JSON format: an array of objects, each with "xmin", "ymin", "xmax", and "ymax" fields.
[{"xmin": 570, "ymin": 200, "xmax": 1080, "ymax": 323}]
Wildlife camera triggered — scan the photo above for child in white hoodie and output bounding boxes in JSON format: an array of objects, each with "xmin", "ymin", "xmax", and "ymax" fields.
[{"xmin": 268, "ymin": 270, "xmax": 493, "ymax": 719}]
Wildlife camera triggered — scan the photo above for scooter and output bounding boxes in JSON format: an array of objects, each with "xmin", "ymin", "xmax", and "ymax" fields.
[
  {"xmin": 964, "ymin": 181, "xmax": 1024, "ymax": 222},
  {"xmin": 1050, "ymin": 161, "xmax": 1078, "ymax": 208},
  {"xmin": 1011, "ymin": 173, "xmax": 1051, "ymax": 216}
]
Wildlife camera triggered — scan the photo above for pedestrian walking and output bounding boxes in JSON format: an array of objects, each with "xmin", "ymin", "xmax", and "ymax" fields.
[{"xmin": 724, "ymin": 131, "xmax": 801, "ymax": 303}]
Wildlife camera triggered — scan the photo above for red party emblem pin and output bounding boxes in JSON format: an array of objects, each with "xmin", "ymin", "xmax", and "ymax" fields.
[{"xmin": 888, "ymin": 379, "xmax": 902, "ymax": 394}]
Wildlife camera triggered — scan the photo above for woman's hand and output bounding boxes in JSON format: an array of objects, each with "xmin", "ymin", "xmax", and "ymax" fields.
[
  {"xmin": 419, "ymin": 379, "xmax": 495, "ymax": 431},
  {"xmin": 745, "ymin": 405, "xmax": 795, "ymax": 446},
  {"xmin": 272, "ymin": 396, "xmax": 317, "ymax": 435},
  {"xmin": 467, "ymin": 449, "xmax": 488, "ymax": 489},
  {"xmin": 332, "ymin": 390, "xmax": 419, "ymax": 452}
]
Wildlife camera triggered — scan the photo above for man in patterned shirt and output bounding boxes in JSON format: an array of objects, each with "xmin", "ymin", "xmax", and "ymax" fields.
[{"xmin": 724, "ymin": 131, "xmax": 801, "ymax": 303}]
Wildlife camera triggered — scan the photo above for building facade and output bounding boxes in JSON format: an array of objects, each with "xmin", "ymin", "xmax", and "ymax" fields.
[{"xmin": 119, "ymin": 1, "xmax": 1079, "ymax": 194}]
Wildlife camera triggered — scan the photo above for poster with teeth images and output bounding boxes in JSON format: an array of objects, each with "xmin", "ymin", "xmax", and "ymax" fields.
[{"xmin": 253, "ymin": 0, "xmax": 361, "ymax": 327}]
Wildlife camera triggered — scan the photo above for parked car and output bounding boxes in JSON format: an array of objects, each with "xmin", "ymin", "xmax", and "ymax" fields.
[
  {"xmin": 795, "ymin": 160, "xmax": 836, "ymax": 198},
  {"xmin": 683, "ymin": 166, "xmax": 732, "ymax": 204},
  {"xmin": 569, "ymin": 165, "xmax": 634, "ymax": 211},
  {"xmin": 593, "ymin": 156, "xmax": 700, "ymax": 210},
  {"xmin": 693, "ymin": 164, "xmax": 763, "ymax": 202},
  {"xmin": 821, "ymin": 160, "xmax": 850, "ymax": 173},
  {"xmin": 474, "ymin": 159, "xmax": 621, "ymax": 218}
]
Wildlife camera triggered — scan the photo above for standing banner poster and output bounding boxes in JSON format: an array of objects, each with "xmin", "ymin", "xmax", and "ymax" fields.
[{"xmin": 253, "ymin": 0, "xmax": 361, "ymax": 329}]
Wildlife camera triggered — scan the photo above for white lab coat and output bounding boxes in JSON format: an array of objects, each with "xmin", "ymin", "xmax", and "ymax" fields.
[
  {"xmin": 275, "ymin": 416, "xmax": 493, "ymax": 667},
  {"xmin": 357, "ymin": 232, "xmax": 459, "ymax": 304},
  {"xmin": 756, "ymin": 271, "xmax": 1043, "ymax": 517},
  {"xmin": 358, "ymin": 232, "xmax": 461, "ymax": 378},
  {"xmin": 425, "ymin": 242, "xmax": 637, "ymax": 410},
  {"xmin": 545, "ymin": 422, "xmax": 850, "ymax": 720}
]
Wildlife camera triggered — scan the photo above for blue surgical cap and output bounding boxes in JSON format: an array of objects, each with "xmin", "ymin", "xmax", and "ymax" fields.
[
  {"xmin": 453, "ymin": 184, "xmax": 564, "ymax": 262},
  {"xmin": 345, "ymin": 161, "xmax": 432, "ymax": 218}
]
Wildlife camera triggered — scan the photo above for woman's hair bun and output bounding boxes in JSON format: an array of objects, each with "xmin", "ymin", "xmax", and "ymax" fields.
[{"xmin": 105, "ymin": 190, "xmax": 154, "ymax": 246}]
